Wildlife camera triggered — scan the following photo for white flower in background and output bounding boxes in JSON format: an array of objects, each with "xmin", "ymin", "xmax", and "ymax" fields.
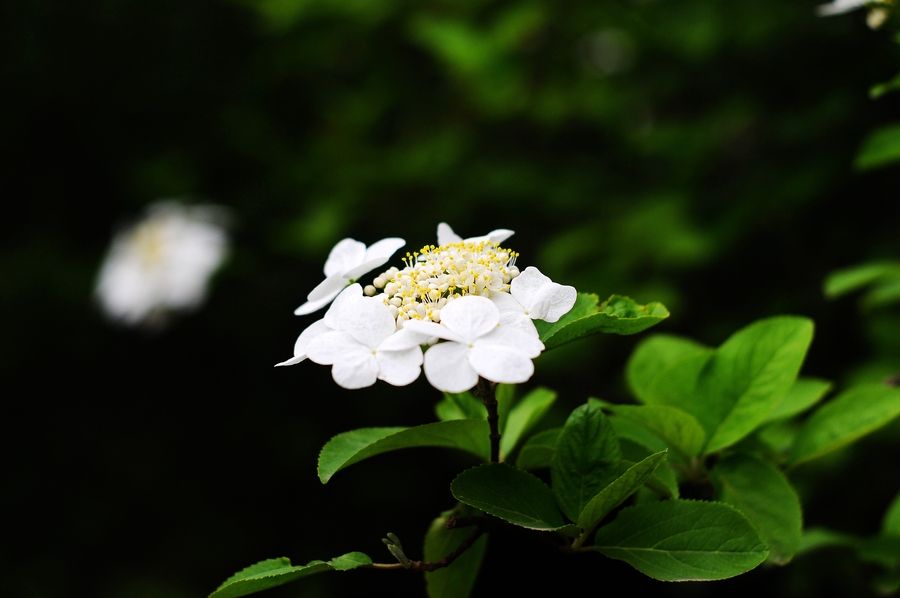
[
  {"xmin": 436, "ymin": 222, "xmax": 514, "ymax": 246},
  {"xmin": 302, "ymin": 284, "xmax": 430, "ymax": 388},
  {"xmin": 403, "ymin": 296, "xmax": 545, "ymax": 393},
  {"xmin": 490, "ymin": 266, "xmax": 577, "ymax": 336},
  {"xmin": 815, "ymin": 0, "xmax": 892, "ymax": 27},
  {"xmin": 95, "ymin": 201, "xmax": 229, "ymax": 327},
  {"xmin": 294, "ymin": 237, "xmax": 405, "ymax": 316}
]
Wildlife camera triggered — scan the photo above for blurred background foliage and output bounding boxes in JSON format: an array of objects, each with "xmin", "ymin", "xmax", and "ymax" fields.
[{"xmin": 3, "ymin": 0, "xmax": 900, "ymax": 596}]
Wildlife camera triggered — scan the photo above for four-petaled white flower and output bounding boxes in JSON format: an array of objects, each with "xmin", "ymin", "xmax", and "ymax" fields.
[
  {"xmin": 490, "ymin": 266, "xmax": 578, "ymax": 336},
  {"xmin": 95, "ymin": 201, "xmax": 230, "ymax": 327},
  {"xmin": 402, "ymin": 296, "xmax": 545, "ymax": 393},
  {"xmin": 303, "ymin": 284, "xmax": 429, "ymax": 389},
  {"xmin": 275, "ymin": 284, "xmax": 361, "ymax": 366},
  {"xmin": 295, "ymin": 237, "xmax": 405, "ymax": 315},
  {"xmin": 436, "ymin": 222, "xmax": 515, "ymax": 247}
]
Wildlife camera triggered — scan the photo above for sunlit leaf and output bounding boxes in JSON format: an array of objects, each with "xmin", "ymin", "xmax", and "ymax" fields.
[
  {"xmin": 626, "ymin": 334, "xmax": 711, "ymax": 404},
  {"xmin": 500, "ymin": 387, "xmax": 556, "ymax": 460},
  {"xmin": 604, "ymin": 404, "xmax": 706, "ymax": 461},
  {"xmin": 764, "ymin": 378, "xmax": 831, "ymax": 423},
  {"xmin": 790, "ymin": 384, "xmax": 900, "ymax": 466},
  {"xmin": 593, "ymin": 500, "xmax": 768, "ymax": 581}
]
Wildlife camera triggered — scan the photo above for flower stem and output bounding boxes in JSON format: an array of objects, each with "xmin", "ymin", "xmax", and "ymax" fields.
[{"xmin": 475, "ymin": 379, "xmax": 501, "ymax": 463}]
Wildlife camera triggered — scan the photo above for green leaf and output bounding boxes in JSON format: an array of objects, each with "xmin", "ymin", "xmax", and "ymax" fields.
[
  {"xmin": 515, "ymin": 428, "xmax": 561, "ymax": 470},
  {"xmin": 209, "ymin": 552, "xmax": 371, "ymax": 598},
  {"xmin": 711, "ymin": 453, "xmax": 802, "ymax": 564},
  {"xmin": 863, "ymin": 278, "xmax": 900, "ymax": 309},
  {"xmin": 318, "ymin": 420, "xmax": 490, "ymax": 483},
  {"xmin": 882, "ymin": 492, "xmax": 900, "ymax": 537},
  {"xmin": 764, "ymin": 378, "xmax": 832, "ymax": 423},
  {"xmin": 790, "ymin": 384, "xmax": 900, "ymax": 466},
  {"xmin": 607, "ymin": 414, "xmax": 670, "ymax": 455},
  {"xmin": 577, "ymin": 451, "xmax": 667, "ymax": 534},
  {"xmin": 551, "ymin": 403, "xmax": 622, "ymax": 522},
  {"xmin": 619, "ymin": 439, "xmax": 680, "ymax": 499},
  {"xmin": 500, "ymin": 387, "xmax": 556, "ymax": 460},
  {"xmin": 870, "ymin": 71, "xmax": 900, "ymax": 99},
  {"xmin": 424, "ymin": 504, "xmax": 488, "ymax": 598},
  {"xmin": 534, "ymin": 293, "xmax": 669, "ymax": 350},
  {"xmin": 593, "ymin": 500, "xmax": 769, "ymax": 581},
  {"xmin": 856, "ymin": 123, "xmax": 900, "ymax": 171},
  {"xmin": 435, "ymin": 391, "xmax": 484, "ymax": 421},
  {"xmin": 604, "ymin": 404, "xmax": 706, "ymax": 462},
  {"xmin": 451, "ymin": 463, "xmax": 566, "ymax": 530},
  {"xmin": 823, "ymin": 261, "xmax": 900, "ymax": 299},
  {"xmin": 626, "ymin": 334, "xmax": 711, "ymax": 404},
  {"xmin": 496, "ymin": 383, "xmax": 515, "ymax": 436}
]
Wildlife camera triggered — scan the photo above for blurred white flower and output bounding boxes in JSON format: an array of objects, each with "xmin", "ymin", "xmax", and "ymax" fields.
[
  {"xmin": 303, "ymin": 284, "xmax": 429, "ymax": 388},
  {"xmin": 490, "ymin": 266, "xmax": 577, "ymax": 336},
  {"xmin": 436, "ymin": 222, "xmax": 514, "ymax": 246},
  {"xmin": 95, "ymin": 201, "xmax": 229, "ymax": 327},
  {"xmin": 815, "ymin": 0, "xmax": 892, "ymax": 27},
  {"xmin": 403, "ymin": 296, "xmax": 544, "ymax": 393},
  {"xmin": 294, "ymin": 237, "xmax": 405, "ymax": 316},
  {"xmin": 815, "ymin": 0, "xmax": 868, "ymax": 16}
]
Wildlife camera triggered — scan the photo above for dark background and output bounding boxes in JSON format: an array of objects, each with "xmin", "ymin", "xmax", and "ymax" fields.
[{"xmin": 3, "ymin": 0, "xmax": 900, "ymax": 596}]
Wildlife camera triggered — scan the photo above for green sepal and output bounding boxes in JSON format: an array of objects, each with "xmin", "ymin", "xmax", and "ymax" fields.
[
  {"xmin": 451, "ymin": 463, "xmax": 567, "ymax": 530},
  {"xmin": 318, "ymin": 420, "xmax": 490, "ymax": 483},
  {"xmin": 534, "ymin": 293, "xmax": 669, "ymax": 350},
  {"xmin": 593, "ymin": 500, "xmax": 768, "ymax": 581}
]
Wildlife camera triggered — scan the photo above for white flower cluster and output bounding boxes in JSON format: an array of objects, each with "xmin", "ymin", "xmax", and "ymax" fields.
[
  {"xmin": 95, "ymin": 201, "xmax": 230, "ymax": 327},
  {"xmin": 277, "ymin": 223, "xmax": 577, "ymax": 393}
]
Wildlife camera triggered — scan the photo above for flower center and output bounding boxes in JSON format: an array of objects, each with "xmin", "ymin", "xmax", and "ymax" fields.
[{"xmin": 370, "ymin": 240, "xmax": 519, "ymax": 324}]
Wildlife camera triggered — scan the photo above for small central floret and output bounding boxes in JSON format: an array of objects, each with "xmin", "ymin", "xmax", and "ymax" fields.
[{"xmin": 367, "ymin": 241, "xmax": 519, "ymax": 324}]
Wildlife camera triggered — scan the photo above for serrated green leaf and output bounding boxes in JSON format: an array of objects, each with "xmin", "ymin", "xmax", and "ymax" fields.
[
  {"xmin": 534, "ymin": 293, "xmax": 669, "ymax": 350},
  {"xmin": 318, "ymin": 420, "xmax": 490, "ymax": 483},
  {"xmin": 451, "ymin": 463, "xmax": 566, "ymax": 530},
  {"xmin": 626, "ymin": 334, "xmax": 711, "ymax": 403},
  {"xmin": 764, "ymin": 378, "xmax": 832, "ymax": 423},
  {"xmin": 515, "ymin": 428, "xmax": 561, "ymax": 470},
  {"xmin": 435, "ymin": 391, "xmax": 484, "ymax": 421},
  {"xmin": 824, "ymin": 261, "xmax": 900, "ymax": 298},
  {"xmin": 882, "ymin": 492, "xmax": 900, "ymax": 537},
  {"xmin": 328, "ymin": 552, "xmax": 373, "ymax": 571},
  {"xmin": 711, "ymin": 453, "xmax": 802, "ymax": 565},
  {"xmin": 500, "ymin": 387, "xmax": 556, "ymax": 460},
  {"xmin": 577, "ymin": 451, "xmax": 667, "ymax": 534},
  {"xmin": 424, "ymin": 504, "xmax": 488, "ymax": 598},
  {"xmin": 619, "ymin": 439, "xmax": 680, "ymax": 499},
  {"xmin": 856, "ymin": 123, "xmax": 900, "ymax": 171},
  {"xmin": 608, "ymin": 414, "xmax": 670, "ymax": 454},
  {"xmin": 593, "ymin": 500, "xmax": 768, "ymax": 581},
  {"xmin": 791, "ymin": 384, "xmax": 900, "ymax": 466},
  {"xmin": 605, "ymin": 404, "xmax": 706, "ymax": 462},
  {"xmin": 551, "ymin": 403, "xmax": 622, "ymax": 522}
]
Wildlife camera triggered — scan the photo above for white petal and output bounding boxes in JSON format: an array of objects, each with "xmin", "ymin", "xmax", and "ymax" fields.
[
  {"xmin": 340, "ymin": 298, "xmax": 397, "ymax": 349},
  {"xmin": 402, "ymin": 320, "xmax": 467, "ymax": 344},
  {"xmin": 423, "ymin": 342, "xmax": 479, "ymax": 393},
  {"xmin": 490, "ymin": 291, "xmax": 525, "ymax": 315},
  {"xmin": 331, "ymin": 351, "xmax": 380, "ymax": 389},
  {"xmin": 306, "ymin": 331, "xmax": 360, "ymax": 365},
  {"xmin": 376, "ymin": 348, "xmax": 423, "ymax": 386},
  {"xmin": 437, "ymin": 222, "xmax": 462, "ymax": 246},
  {"xmin": 274, "ymin": 355, "xmax": 306, "ymax": 367},
  {"xmin": 535, "ymin": 282, "xmax": 577, "ymax": 323},
  {"xmin": 294, "ymin": 319, "xmax": 332, "ymax": 355},
  {"xmin": 499, "ymin": 311, "xmax": 540, "ymax": 337},
  {"xmin": 510, "ymin": 266, "xmax": 553, "ymax": 313},
  {"xmin": 816, "ymin": 0, "xmax": 867, "ymax": 15},
  {"xmin": 378, "ymin": 327, "xmax": 431, "ymax": 351},
  {"xmin": 305, "ymin": 272, "xmax": 351, "ymax": 303},
  {"xmin": 468, "ymin": 345, "xmax": 535, "ymax": 385},
  {"xmin": 323, "ymin": 284, "xmax": 365, "ymax": 329},
  {"xmin": 323, "ymin": 238, "xmax": 367, "ymax": 277},
  {"xmin": 294, "ymin": 293, "xmax": 339, "ymax": 316},
  {"xmin": 363, "ymin": 237, "xmax": 405, "ymax": 263},
  {"xmin": 477, "ymin": 326, "xmax": 544, "ymax": 358},
  {"xmin": 483, "ymin": 229, "xmax": 514, "ymax": 245},
  {"xmin": 344, "ymin": 257, "xmax": 392, "ymax": 281},
  {"xmin": 438, "ymin": 296, "xmax": 499, "ymax": 342}
]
